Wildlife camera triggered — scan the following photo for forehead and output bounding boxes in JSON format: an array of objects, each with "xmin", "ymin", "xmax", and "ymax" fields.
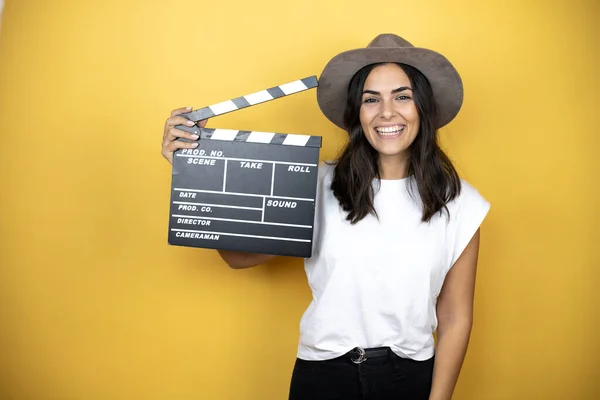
[{"xmin": 364, "ymin": 63, "xmax": 411, "ymax": 89}]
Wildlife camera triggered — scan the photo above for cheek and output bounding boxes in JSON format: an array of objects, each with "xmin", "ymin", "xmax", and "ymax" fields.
[
  {"xmin": 406, "ymin": 106, "xmax": 420, "ymax": 125},
  {"xmin": 359, "ymin": 107, "xmax": 371, "ymax": 131},
  {"xmin": 401, "ymin": 106, "xmax": 420, "ymax": 142},
  {"xmin": 412, "ymin": 113, "xmax": 420, "ymax": 126},
  {"xmin": 410, "ymin": 116, "xmax": 420, "ymax": 133}
]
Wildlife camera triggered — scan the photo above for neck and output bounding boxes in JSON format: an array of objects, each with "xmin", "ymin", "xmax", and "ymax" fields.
[{"xmin": 378, "ymin": 153, "xmax": 410, "ymax": 180}]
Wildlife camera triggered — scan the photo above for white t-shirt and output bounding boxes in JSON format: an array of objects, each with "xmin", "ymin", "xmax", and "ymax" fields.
[{"xmin": 297, "ymin": 162, "xmax": 491, "ymax": 361}]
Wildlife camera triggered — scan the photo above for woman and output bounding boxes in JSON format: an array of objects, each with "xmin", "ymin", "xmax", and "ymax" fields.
[{"xmin": 161, "ymin": 34, "xmax": 490, "ymax": 400}]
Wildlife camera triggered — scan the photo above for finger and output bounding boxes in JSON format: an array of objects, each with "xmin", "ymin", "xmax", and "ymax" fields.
[
  {"xmin": 164, "ymin": 139, "xmax": 198, "ymax": 154},
  {"xmin": 163, "ymin": 127, "xmax": 199, "ymax": 145},
  {"xmin": 166, "ymin": 116, "xmax": 210, "ymax": 131},
  {"xmin": 173, "ymin": 117, "xmax": 208, "ymax": 129},
  {"xmin": 170, "ymin": 106, "xmax": 192, "ymax": 118},
  {"xmin": 163, "ymin": 121, "xmax": 199, "ymax": 143},
  {"xmin": 165, "ymin": 115, "xmax": 198, "ymax": 130}
]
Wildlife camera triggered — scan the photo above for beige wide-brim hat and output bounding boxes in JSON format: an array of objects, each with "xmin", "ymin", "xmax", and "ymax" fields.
[{"xmin": 317, "ymin": 33, "xmax": 464, "ymax": 130}]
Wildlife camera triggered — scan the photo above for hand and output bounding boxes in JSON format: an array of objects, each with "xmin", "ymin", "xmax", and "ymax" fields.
[{"xmin": 161, "ymin": 106, "xmax": 208, "ymax": 165}]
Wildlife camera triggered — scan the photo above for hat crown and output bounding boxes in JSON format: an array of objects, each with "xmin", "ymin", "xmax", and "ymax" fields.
[{"xmin": 367, "ymin": 33, "xmax": 414, "ymax": 49}]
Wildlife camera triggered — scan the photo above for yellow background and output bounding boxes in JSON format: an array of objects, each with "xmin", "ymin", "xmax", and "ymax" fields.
[{"xmin": 0, "ymin": 0, "xmax": 598, "ymax": 399}]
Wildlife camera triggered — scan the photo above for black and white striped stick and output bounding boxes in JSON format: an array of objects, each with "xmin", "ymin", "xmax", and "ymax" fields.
[
  {"xmin": 192, "ymin": 128, "xmax": 321, "ymax": 148},
  {"xmin": 175, "ymin": 76, "xmax": 318, "ymax": 134}
]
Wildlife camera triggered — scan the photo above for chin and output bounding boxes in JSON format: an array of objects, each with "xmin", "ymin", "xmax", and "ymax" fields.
[{"xmin": 374, "ymin": 145, "xmax": 409, "ymax": 157}]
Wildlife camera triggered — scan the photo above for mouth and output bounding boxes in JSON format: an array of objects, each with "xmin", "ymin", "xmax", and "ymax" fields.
[{"xmin": 374, "ymin": 125, "xmax": 405, "ymax": 137}]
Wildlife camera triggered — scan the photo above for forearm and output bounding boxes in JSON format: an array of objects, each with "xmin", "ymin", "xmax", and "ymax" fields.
[
  {"xmin": 217, "ymin": 250, "xmax": 275, "ymax": 269},
  {"xmin": 429, "ymin": 321, "xmax": 472, "ymax": 400}
]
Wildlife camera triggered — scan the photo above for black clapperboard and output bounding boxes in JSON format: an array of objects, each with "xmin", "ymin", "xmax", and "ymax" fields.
[{"xmin": 168, "ymin": 77, "xmax": 321, "ymax": 257}]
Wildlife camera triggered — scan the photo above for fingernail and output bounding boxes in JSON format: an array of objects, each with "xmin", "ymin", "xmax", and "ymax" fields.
[
  {"xmin": 186, "ymin": 120, "xmax": 195, "ymax": 126},
  {"xmin": 186, "ymin": 106, "xmax": 192, "ymax": 110},
  {"xmin": 191, "ymin": 134, "xmax": 199, "ymax": 140},
  {"xmin": 191, "ymin": 143, "xmax": 198, "ymax": 147}
]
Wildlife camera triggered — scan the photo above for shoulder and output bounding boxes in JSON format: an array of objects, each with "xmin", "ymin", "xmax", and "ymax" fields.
[
  {"xmin": 317, "ymin": 160, "xmax": 337, "ymax": 181},
  {"xmin": 447, "ymin": 179, "xmax": 491, "ymax": 223},
  {"xmin": 458, "ymin": 179, "xmax": 487, "ymax": 202},
  {"xmin": 458, "ymin": 179, "xmax": 489, "ymax": 206}
]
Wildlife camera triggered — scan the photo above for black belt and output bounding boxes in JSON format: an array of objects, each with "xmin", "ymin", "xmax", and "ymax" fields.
[{"xmin": 343, "ymin": 347, "xmax": 391, "ymax": 364}]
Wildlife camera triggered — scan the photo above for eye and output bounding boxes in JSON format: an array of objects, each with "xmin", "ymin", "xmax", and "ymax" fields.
[
  {"xmin": 396, "ymin": 95, "xmax": 411, "ymax": 100},
  {"xmin": 363, "ymin": 97, "xmax": 378, "ymax": 104}
]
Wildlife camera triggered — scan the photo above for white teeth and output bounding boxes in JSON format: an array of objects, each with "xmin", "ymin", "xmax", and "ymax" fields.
[{"xmin": 375, "ymin": 125, "xmax": 404, "ymax": 135}]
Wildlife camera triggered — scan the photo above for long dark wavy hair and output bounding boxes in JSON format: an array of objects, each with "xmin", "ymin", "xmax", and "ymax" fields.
[{"xmin": 330, "ymin": 62, "xmax": 461, "ymax": 224}]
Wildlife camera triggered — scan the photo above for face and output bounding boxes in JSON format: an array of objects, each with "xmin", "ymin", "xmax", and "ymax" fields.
[{"xmin": 359, "ymin": 63, "xmax": 420, "ymax": 163}]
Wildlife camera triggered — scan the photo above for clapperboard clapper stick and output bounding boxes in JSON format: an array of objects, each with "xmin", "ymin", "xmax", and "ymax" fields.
[{"xmin": 168, "ymin": 76, "xmax": 322, "ymax": 258}]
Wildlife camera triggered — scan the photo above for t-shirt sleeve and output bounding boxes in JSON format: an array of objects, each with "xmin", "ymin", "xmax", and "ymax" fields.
[{"xmin": 448, "ymin": 180, "xmax": 491, "ymax": 267}]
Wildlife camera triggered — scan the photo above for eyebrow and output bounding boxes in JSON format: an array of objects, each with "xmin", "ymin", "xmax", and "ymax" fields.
[{"xmin": 362, "ymin": 86, "xmax": 412, "ymax": 95}]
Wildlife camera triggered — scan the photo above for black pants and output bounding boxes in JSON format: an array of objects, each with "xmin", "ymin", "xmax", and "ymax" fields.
[{"xmin": 288, "ymin": 348, "xmax": 434, "ymax": 400}]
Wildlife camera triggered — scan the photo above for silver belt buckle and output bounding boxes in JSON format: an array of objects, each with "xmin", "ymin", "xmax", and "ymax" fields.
[{"xmin": 351, "ymin": 347, "xmax": 367, "ymax": 364}]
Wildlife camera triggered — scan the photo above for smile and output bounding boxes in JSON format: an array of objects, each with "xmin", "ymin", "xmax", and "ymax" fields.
[{"xmin": 375, "ymin": 125, "xmax": 405, "ymax": 136}]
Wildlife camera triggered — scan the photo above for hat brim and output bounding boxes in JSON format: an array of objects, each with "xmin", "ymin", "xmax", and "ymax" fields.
[{"xmin": 316, "ymin": 47, "xmax": 464, "ymax": 130}]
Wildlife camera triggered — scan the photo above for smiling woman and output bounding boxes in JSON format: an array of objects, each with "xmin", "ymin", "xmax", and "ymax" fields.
[
  {"xmin": 333, "ymin": 61, "xmax": 460, "ymax": 224},
  {"xmin": 161, "ymin": 33, "xmax": 490, "ymax": 400}
]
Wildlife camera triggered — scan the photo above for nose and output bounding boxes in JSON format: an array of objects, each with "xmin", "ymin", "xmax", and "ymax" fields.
[{"xmin": 379, "ymin": 98, "xmax": 394, "ymax": 119}]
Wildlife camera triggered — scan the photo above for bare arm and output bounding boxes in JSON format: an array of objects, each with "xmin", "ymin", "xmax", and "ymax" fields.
[
  {"xmin": 217, "ymin": 250, "xmax": 276, "ymax": 269},
  {"xmin": 429, "ymin": 229, "xmax": 481, "ymax": 400}
]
